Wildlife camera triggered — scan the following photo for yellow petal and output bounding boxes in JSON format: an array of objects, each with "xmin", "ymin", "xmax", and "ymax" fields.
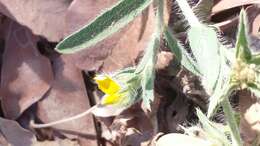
[
  {"xmin": 94, "ymin": 75, "xmax": 121, "ymax": 95},
  {"xmin": 101, "ymin": 93, "xmax": 122, "ymax": 105}
]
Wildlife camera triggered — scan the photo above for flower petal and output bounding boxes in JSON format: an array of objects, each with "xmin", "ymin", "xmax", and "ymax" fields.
[
  {"xmin": 91, "ymin": 104, "xmax": 126, "ymax": 117},
  {"xmin": 94, "ymin": 75, "xmax": 120, "ymax": 95},
  {"xmin": 101, "ymin": 93, "xmax": 122, "ymax": 105}
]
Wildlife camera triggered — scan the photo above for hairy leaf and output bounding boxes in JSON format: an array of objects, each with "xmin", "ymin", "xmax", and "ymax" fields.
[
  {"xmin": 65, "ymin": 1, "xmax": 155, "ymax": 72},
  {"xmin": 235, "ymin": 9, "xmax": 252, "ymax": 62},
  {"xmin": 207, "ymin": 44, "xmax": 235, "ymax": 117},
  {"xmin": 56, "ymin": 0, "xmax": 152, "ymax": 54},
  {"xmin": 250, "ymin": 54, "xmax": 260, "ymax": 65},
  {"xmin": 141, "ymin": 38, "xmax": 159, "ymax": 111},
  {"xmin": 188, "ymin": 26, "xmax": 221, "ymax": 94},
  {"xmin": 197, "ymin": 109, "xmax": 231, "ymax": 146},
  {"xmin": 248, "ymin": 84, "xmax": 260, "ymax": 99},
  {"xmin": 164, "ymin": 27, "xmax": 201, "ymax": 76},
  {"xmin": 175, "ymin": 0, "xmax": 201, "ymax": 27},
  {"xmin": 207, "ymin": 82, "xmax": 236, "ymax": 118},
  {"xmin": 137, "ymin": 34, "xmax": 159, "ymax": 111}
]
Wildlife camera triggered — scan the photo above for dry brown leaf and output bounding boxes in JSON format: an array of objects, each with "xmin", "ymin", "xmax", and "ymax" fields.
[
  {"xmin": 212, "ymin": 0, "xmax": 259, "ymax": 14},
  {"xmin": 0, "ymin": 117, "xmax": 36, "ymax": 146},
  {"xmin": 0, "ymin": 131, "xmax": 10, "ymax": 146},
  {"xmin": 65, "ymin": 3, "xmax": 156, "ymax": 72},
  {"xmin": 0, "ymin": 0, "xmax": 71, "ymax": 42},
  {"xmin": 0, "ymin": 19, "xmax": 53, "ymax": 119},
  {"xmin": 36, "ymin": 55, "xmax": 97, "ymax": 145},
  {"xmin": 212, "ymin": 4, "xmax": 259, "ymax": 46},
  {"xmin": 239, "ymin": 90, "xmax": 260, "ymax": 145},
  {"xmin": 33, "ymin": 139, "xmax": 80, "ymax": 146},
  {"xmin": 101, "ymin": 106, "xmax": 153, "ymax": 146},
  {"xmin": 245, "ymin": 5, "xmax": 260, "ymax": 38}
]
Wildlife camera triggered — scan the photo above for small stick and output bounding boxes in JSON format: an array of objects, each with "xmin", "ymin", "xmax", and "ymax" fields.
[{"xmin": 30, "ymin": 105, "xmax": 97, "ymax": 129}]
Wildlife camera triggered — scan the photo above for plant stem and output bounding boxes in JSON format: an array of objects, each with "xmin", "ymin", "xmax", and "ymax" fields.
[
  {"xmin": 135, "ymin": 0, "xmax": 162, "ymax": 73},
  {"xmin": 30, "ymin": 105, "xmax": 97, "ymax": 128},
  {"xmin": 156, "ymin": 0, "xmax": 164, "ymax": 35},
  {"xmin": 175, "ymin": 0, "xmax": 201, "ymax": 27},
  {"xmin": 221, "ymin": 97, "xmax": 243, "ymax": 146}
]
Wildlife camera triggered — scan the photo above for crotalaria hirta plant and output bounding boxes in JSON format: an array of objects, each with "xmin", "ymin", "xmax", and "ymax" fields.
[
  {"xmin": 31, "ymin": 0, "xmax": 163, "ymax": 128},
  {"xmin": 30, "ymin": 0, "xmax": 260, "ymax": 145}
]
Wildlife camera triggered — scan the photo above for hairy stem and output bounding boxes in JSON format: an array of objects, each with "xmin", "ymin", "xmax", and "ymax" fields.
[
  {"xmin": 31, "ymin": 105, "xmax": 97, "ymax": 128},
  {"xmin": 222, "ymin": 97, "xmax": 243, "ymax": 146},
  {"xmin": 156, "ymin": 0, "xmax": 164, "ymax": 35}
]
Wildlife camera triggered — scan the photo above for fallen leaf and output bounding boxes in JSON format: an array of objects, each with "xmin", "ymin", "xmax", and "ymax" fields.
[
  {"xmin": 33, "ymin": 138, "xmax": 80, "ymax": 146},
  {"xmin": 212, "ymin": 0, "xmax": 259, "ymax": 14},
  {"xmin": 0, "ymin": 131, "xmax": 9, "ymax": 146},
  {"xmin": 36, "ymin": 55, "xmax": 97, "ymax": 145},
  {"xmin": 239, "ymin": 90, "xmax": 260, "ymax": 145},
  {"xmin": 0, "ymin": 0, "xmax": 71, "ymax": 42},
  {"xmin": 212, "ymin": 5, "xmax": 259, "ymax": 50},
  {"xmin": 245, "ymin": 5, "xmax": 260, "ymax": 38},
  {"xmin": 0, "ymin": 117, "xmax": 36, "ymax": 146},
  {"xmin": 101, "ymin": 106, "xmax": 153, "ymax": 146},
  {"xmin": 0, "ymin": 19, "xmax": 53, "ymax": 119}
]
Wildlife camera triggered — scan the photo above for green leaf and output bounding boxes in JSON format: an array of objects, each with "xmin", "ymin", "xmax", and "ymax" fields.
[
  {"xmin": 56, "ymin": 0, "xmax": 152, "ymax": 54},
  {"xmin": 248, "ymin": 84, "xmax": 260, "ymax": 99},
  {"xmin": 141, "ymin": 66, "xmax": 155, "ymax": 111},
  {"xmin": 137, "ymin": 34, "xmax": 160, "ymax": 110},
  {"xmin": 250, "ymin": 54, "xmax": 260, "ymax": 65},
  {"xmin": 196, "ymin": 109, "xmax": 231, "ymax": 146},
  {"xmin": 188, "ymin": 26, "xmax": 221, "ymax": 93},
  {"xmin": 235, "ymin": 9, "xmax": 252, "ymax": 62},
  {"xmin": 207, "ymin": 45, "xmax": 234, "ymax": 117},
  {"xmin": 112, "ymin": 67, "xmax": 137, "ymax": 82},
  {"xmin": 164, "ymin": 27, "xmax": 201, "ymax": 76},
  {"xmin": 135, "ymin": 33, "xmax": 159, "ymax": 73},
  {"xmin": 207, "ymin": 82, "xmax": 236, "ymax": 118}
]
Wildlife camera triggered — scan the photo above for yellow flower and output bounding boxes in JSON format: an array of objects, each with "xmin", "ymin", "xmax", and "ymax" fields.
[
  {"xmin": 92, "ymin": 68, "xmax": 141, "ymax": 117},
  {"xmin": 94, "ymin": 74, "xmax": 137, "ymax": 106},
  {"xmin": 94, "ymin": 74, "xmax": 121, "ymax": 95},
  {"xmin": 94, "ymin": 74, "xmax": 122, "ymax": 105}
]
